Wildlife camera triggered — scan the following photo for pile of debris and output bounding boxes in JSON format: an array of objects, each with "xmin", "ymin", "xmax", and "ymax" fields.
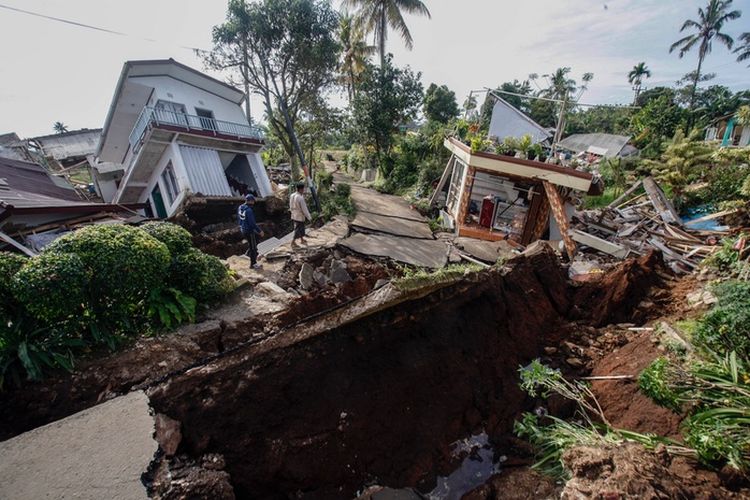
[{"xmin": 572, "ymin": 177, "xmax": 734, "ymax": 273}]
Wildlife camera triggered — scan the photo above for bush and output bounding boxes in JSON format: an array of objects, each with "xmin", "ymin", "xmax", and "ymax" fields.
[
  {"xmin": 638, "ymin": 357, "xmax": 681, "ymax": 411},
  {"xmin": 345, "ymin": 144, "xmax": 368, "ymax": 171},
  {"xmin": 318, "ymin": 182, "xmax": 355, "ymax": 221},
  {"xmin": 171, "ymin": 248, "xmax": 234, "ymax": 304},
  {"xmin": 316, "ymin": 170, "xmax": 334, "ymax": 191},
  {"xmin": 0, "ymin": 252, "xmax": 26, "ymax": 316},
  {"xmin": 694, "ymin": 281, "xmax": 750, "ymax": 358},
  {"xmin": 45, "ymin": 225, "xmax": 171, "ymax": 330},
  {"xmin": 12, "ymin": 253, "xmax": 89, "ymax": 325},
  {"xmin": 140, "ymin": 221, "xmax": 193, "ymax": 256}
]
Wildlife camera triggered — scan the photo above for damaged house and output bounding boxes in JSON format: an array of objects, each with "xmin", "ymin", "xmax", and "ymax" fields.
[
  {"xmin": 95, "ymin": 59, "xmax": 273, "ymax": 218},
  {"xmin": 433, "ymin": 137, "xmax": 600, "ymax": 256},
  {"xmin": 0, "ymin": 156, "xmax": 142, "ymax": 254}
]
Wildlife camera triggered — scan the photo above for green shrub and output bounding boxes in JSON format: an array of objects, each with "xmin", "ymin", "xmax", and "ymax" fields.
[
  {"xmin": 0, "ymin": 252, "xmax": 26, "ymax": 317},
  {"xmin": 316, "ymin": 170, "xmax": 334, "ymax": 191},
  {"xmin": 694, "ymin": 281, "xmax": 750, "ymax": 358},
  {"xmin": 146, "ymin": 288, "xmax": 197, "ymax": 330},
  {"xmin": 140, "ymin": 221, "xmax": 193, "ymax": 256},
  {"xmin": 12, "ymin": 253, "xmax": 89, "ymax": 325},
  {"xmin": 46, "ymin": 225, "xmax": 170, "ymax": 322},
  {"xmin": 639, "ymin": 357, "xmax": 681, "ymax": 411},
  {"xmin": 170, "ymin": 248, "xmax": 234, "ymax": 304},
  {"xmin": 345, "ymin": 144, "xmax": 368, "ymax": 171}
]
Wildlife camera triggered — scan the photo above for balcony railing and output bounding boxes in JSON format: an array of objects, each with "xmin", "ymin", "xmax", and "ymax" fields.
[{"xmin": 128, "ymin": 106, "xmax": 264, "ymax": 152}]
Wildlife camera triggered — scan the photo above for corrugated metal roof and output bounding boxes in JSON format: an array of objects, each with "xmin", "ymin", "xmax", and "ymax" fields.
[
  {"xmin": 557, "ymin": 133, "xmax": 631, "ymax": 158},
  {"xmin": 0, "ymin": 157, "xmax": 84, "ymax": 208}
]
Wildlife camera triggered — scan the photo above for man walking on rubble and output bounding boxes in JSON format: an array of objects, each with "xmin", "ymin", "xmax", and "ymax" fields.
[
  {"xmin": 290, "ymin": 181, "xmax": 312, "ymax": 247},
  {"xmin": 238, "ymin": 194, "xmax": 264, "ymax": 268}
]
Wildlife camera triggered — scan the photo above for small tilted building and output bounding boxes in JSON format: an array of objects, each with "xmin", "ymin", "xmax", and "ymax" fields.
[{"xmin": 432, "ymin": 137, "xmax": 602, "ymax": 257}]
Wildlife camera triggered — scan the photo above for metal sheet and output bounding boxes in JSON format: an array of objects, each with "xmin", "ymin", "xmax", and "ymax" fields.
[{"xmin": 179, "ymin": 145, "xmax": 232, "ymax": 197}]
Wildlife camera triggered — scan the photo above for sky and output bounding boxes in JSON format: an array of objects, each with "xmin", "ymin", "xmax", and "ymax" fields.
[{"xmin": 0, "ymin": 0, "xmax": 748, "ymax": 138}]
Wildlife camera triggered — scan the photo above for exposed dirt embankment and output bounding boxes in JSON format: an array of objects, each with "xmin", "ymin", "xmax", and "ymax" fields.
[{"xmin": 146, "ymin": 249, "xmax": 660, "ymax": 498}]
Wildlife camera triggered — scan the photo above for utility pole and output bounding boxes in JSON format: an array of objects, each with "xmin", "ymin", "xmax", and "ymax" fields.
[
  {"xmin": 241, "ymin": 38, "xmax": 252, "ymax": 125},
  {"xmin": 551, "ymin": 90, "xmax": 568, "ymax": 157}
]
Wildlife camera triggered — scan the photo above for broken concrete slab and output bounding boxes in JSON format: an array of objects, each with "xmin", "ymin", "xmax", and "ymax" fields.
[
  {"xmin": 339, "ymin": 232, "xmax": 448, "ymax": 268},
  {"xmin": 351, "ymin": 211, "xmax": 434, "ymax": 240},
  {"xmin": 454, "ymin": 237, "xmax": 518, "ymax": 263},
  {"xmin": 349, "ymin": 185, "xmax": 426, "ymax": 222},
  {"xmin": 0, "ymin": 390, "xmax": 156, "ymax": 500},
  {"xmin": 299, "ymin": 263, "xmax": 315, "ymax": 290}
]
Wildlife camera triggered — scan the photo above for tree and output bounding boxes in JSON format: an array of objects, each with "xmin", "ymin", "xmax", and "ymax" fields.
[
  {"xmin": 628, "ymin": 62, "xmax": 651, "ymax": 104},
  {"xmin": 53, "ymin": 122, "xmax": 68, "ymax": 134},
  {"xmin": 351, "ymin": 56, "xmax": 423, "ymax": 173},
  {"xmin": 207, "ymin": 0, "xmax": 340, "ymax": 193},
  {"xmin": 344, "ymin": 0, "xmax": 430, "ymax": 66},
  {"xmin": 531, "ymin": 68, "xmax": 594, "ymax": 144},
  {"xmin": 423, "ymin": 83, "xmax": 459, "ymax": 124},
  {"xmin": 636, "ymin": 86, "xmax": 677, "ymax": 108},
  {"xmin": 631, "ymin": 94, "xmax": 686, "ymax": 157},
  {"xmin": 339, "ymin": 14, "xmax": 375, "ymax": 103},
  {"xmin": 669, "ymin": 0, "xmax": 741, "ymax": 117},
  {"xmin": 693, "ymin": 85, "xmax": 749, "ymax": 128},
  {"xmin": 735, "ymin": 32, "xmax": 750, "ymax": 65}
]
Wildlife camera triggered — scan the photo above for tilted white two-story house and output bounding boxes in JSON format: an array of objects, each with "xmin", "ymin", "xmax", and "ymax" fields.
[{"xmin": 96, "ymin": 59, "xmax": 272, "ymax": 218}]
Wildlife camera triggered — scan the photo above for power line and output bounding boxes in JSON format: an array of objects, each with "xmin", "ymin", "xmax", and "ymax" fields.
[
  {"xmin": 0, "ymin": 2, "xmax": 203, "ymax": 51},
  {"xmin": 485, "ymin": 88, "xmax": 641, "ymax": 109}
]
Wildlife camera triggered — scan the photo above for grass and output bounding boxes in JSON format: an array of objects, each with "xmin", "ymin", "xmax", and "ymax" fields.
[
  {"xmin": 583, "ymin": 187, "xmax": 622, "ymax": 209},
  {"xmin": 392, "ymin": 263, "xmax": 483, "ymax": 291}
]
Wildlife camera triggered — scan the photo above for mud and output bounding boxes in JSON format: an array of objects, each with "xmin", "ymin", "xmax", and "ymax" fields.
[
  {"xmin": 561, "ymin": 443, "xmax": 749, "ymax": 499},
  {"xmin": 144, "ymin": 247, "xmax": 661, "ymax": 499},
  {"xmin": 0, "ymin": 247, "xmax": 671, "ymax": 499},
  {"xmin": 171, "ymin": 195, "xmax": 292, "ymax": 258}
]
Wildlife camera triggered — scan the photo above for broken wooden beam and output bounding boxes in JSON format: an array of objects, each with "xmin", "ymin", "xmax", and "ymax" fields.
[
  {"xmin": 642, "ymin": 177, "xmax": 682, "ymax": 226},
  {"xmin": 569, "ymin": 229, "xmax": 630, "ymax": 259},
  {"xmin": 543, "ymin": 181, "xmax": 576, "ymax": 260},
  {"xmin": 607, "ymin": 179, "xmax": 643, "ymax": 208}
]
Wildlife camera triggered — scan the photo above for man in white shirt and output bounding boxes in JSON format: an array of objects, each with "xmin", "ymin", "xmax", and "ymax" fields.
[{"xmin": 290, "ymin": 181, "xmax": 312, "ymax": 246}]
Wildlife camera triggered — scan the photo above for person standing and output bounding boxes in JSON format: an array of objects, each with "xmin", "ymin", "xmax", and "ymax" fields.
[
  {"xmin": 238, "ymin": 194, "xmax": 264, "ymax": 268},
  {"xmin": 290, "ymin": 181, "xmax": 312, "ymax": 246}
]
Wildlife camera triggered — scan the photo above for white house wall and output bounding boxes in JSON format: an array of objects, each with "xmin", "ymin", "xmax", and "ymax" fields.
[
  {"xmin": 140, "ymin": 141, "xmax": 189, "ymax": 217},
  {"xmin": 132, "ymin": 76, "xmax": 247, "ymax": 124}
]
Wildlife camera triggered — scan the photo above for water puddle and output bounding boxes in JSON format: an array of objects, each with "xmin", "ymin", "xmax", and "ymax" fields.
[{"xmin": 426, "ymin": 432, "xmax": 503, "ymax": 500}]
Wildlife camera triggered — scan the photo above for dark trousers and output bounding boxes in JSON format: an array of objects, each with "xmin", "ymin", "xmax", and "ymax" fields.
[
  {"xmin": 243, "ymin": 230, "xmax": 258, "ymax": 265},
  {"xmin": 293, "ymin": 220, "xmax": 306, "ymax": 240}
]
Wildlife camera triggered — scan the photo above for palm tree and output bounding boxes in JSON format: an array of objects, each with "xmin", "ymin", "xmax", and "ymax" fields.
[
  {"xmin": 669, "ymin": 0, "xmax": 741, "ymax": 116},
  {"xmin": 343, "ymin": 0, "xmax": 431, "ymax": 66},
  {"xmin": 628, "ymin": 62, "xmax": 651, "ymax": 103},
  {"xmin": 735, "ymin": 32, "xmax": 750, "ymax": 65},
  {"xmin": 339, "ymin": 14, "xmax": 376, "ymax": 103},
  {"xmin": 53, "ymin": 121, "xmax": 68, "ymax": 134}
]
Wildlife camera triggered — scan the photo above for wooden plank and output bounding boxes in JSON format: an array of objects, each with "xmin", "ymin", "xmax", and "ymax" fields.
[
  {"xmin": 608, "ymin": 179, "xmax": 643, "ymax": 208},
  {"xmin": 429, "ymin": 155, "xmax": 454, "ymax": 207},
  {"xmin": 543, "ymin": 181, "xmax": 576, "ymax": 259},
  {"xmin": 642, "ymin": 177, "xmax": 682, "ymax": 225},
  {"xmin": 570, "ymin": 229, "xmax": 630, "ymax": 259},
  {"xmin": 0, "ymin": 231, "xmax": 36, "ymax": 257}
]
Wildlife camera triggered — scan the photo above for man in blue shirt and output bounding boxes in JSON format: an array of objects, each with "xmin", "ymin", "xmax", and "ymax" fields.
[{"xmin": 238, "ymin": 194, "xmax": 264, "ymax": 268}]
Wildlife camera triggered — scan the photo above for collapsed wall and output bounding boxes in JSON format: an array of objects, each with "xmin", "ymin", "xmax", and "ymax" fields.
[{"xmin": 147, "ymin": 248, "xmax": 658, "ymax": 498}]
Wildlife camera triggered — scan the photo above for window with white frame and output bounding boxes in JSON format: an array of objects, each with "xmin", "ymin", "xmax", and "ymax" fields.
[{"xmin": 161, "ymin": 161, "xmax": 179, "ymax": 205}]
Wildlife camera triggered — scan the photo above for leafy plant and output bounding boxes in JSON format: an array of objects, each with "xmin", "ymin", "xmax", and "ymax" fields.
[
  {"xmin": 12, "ymin": 252, "xmax": 89, "ymax": 325},
  {"xmin": 639, "ymin": 357, "xmax": 682, "ymax": 411},
  {"xmin": 147, "ymin": 288, "xmax": 197, "ymax": 330},
  {"xmin": 170, "ymin": 248, "xmax": 235, "ymax": 305},
  {"xmin": 515, "ymin": 359, "xmax": 686, "ymax": 478},
  {"xmin": 0, "ymin": 252, "xmax": 26, "ymax": 317},
  {"xmin": 0, "ymin": 317, "xmax": 82, "ymax": 388},
  {"xmin": 694, "ymin": 281, "xmax": 750, "ymax": 359},
  {"xmin": 317, "ymin": 182, "xmax": 356, "ymax": 221},
  {"xmin": 45, "ymin": 224, "xmax": 171, "ymax": 330},
  {"xmin": 140, "ymin": 221, "xmax": 194, "ymax": 256}
]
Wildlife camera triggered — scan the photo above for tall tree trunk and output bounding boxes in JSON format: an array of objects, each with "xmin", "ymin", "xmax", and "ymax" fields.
[
  {"xmin": 278, "ymin": 97, "xmax": 321, "ymax": 211},
  {"xmin": 242, "ymin": 39, "xmax": 252, "ymax": 124},
  {"xmin": 349, "ymin": 65, "xmax": 356, "ymax": 102},
  {"xmin": 379, "ymin": 10, "xmax": 387, "ymax": 66},
  {"xmin": 687, "ymin": 53, "xmax": 704, "ymax": 129}
]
